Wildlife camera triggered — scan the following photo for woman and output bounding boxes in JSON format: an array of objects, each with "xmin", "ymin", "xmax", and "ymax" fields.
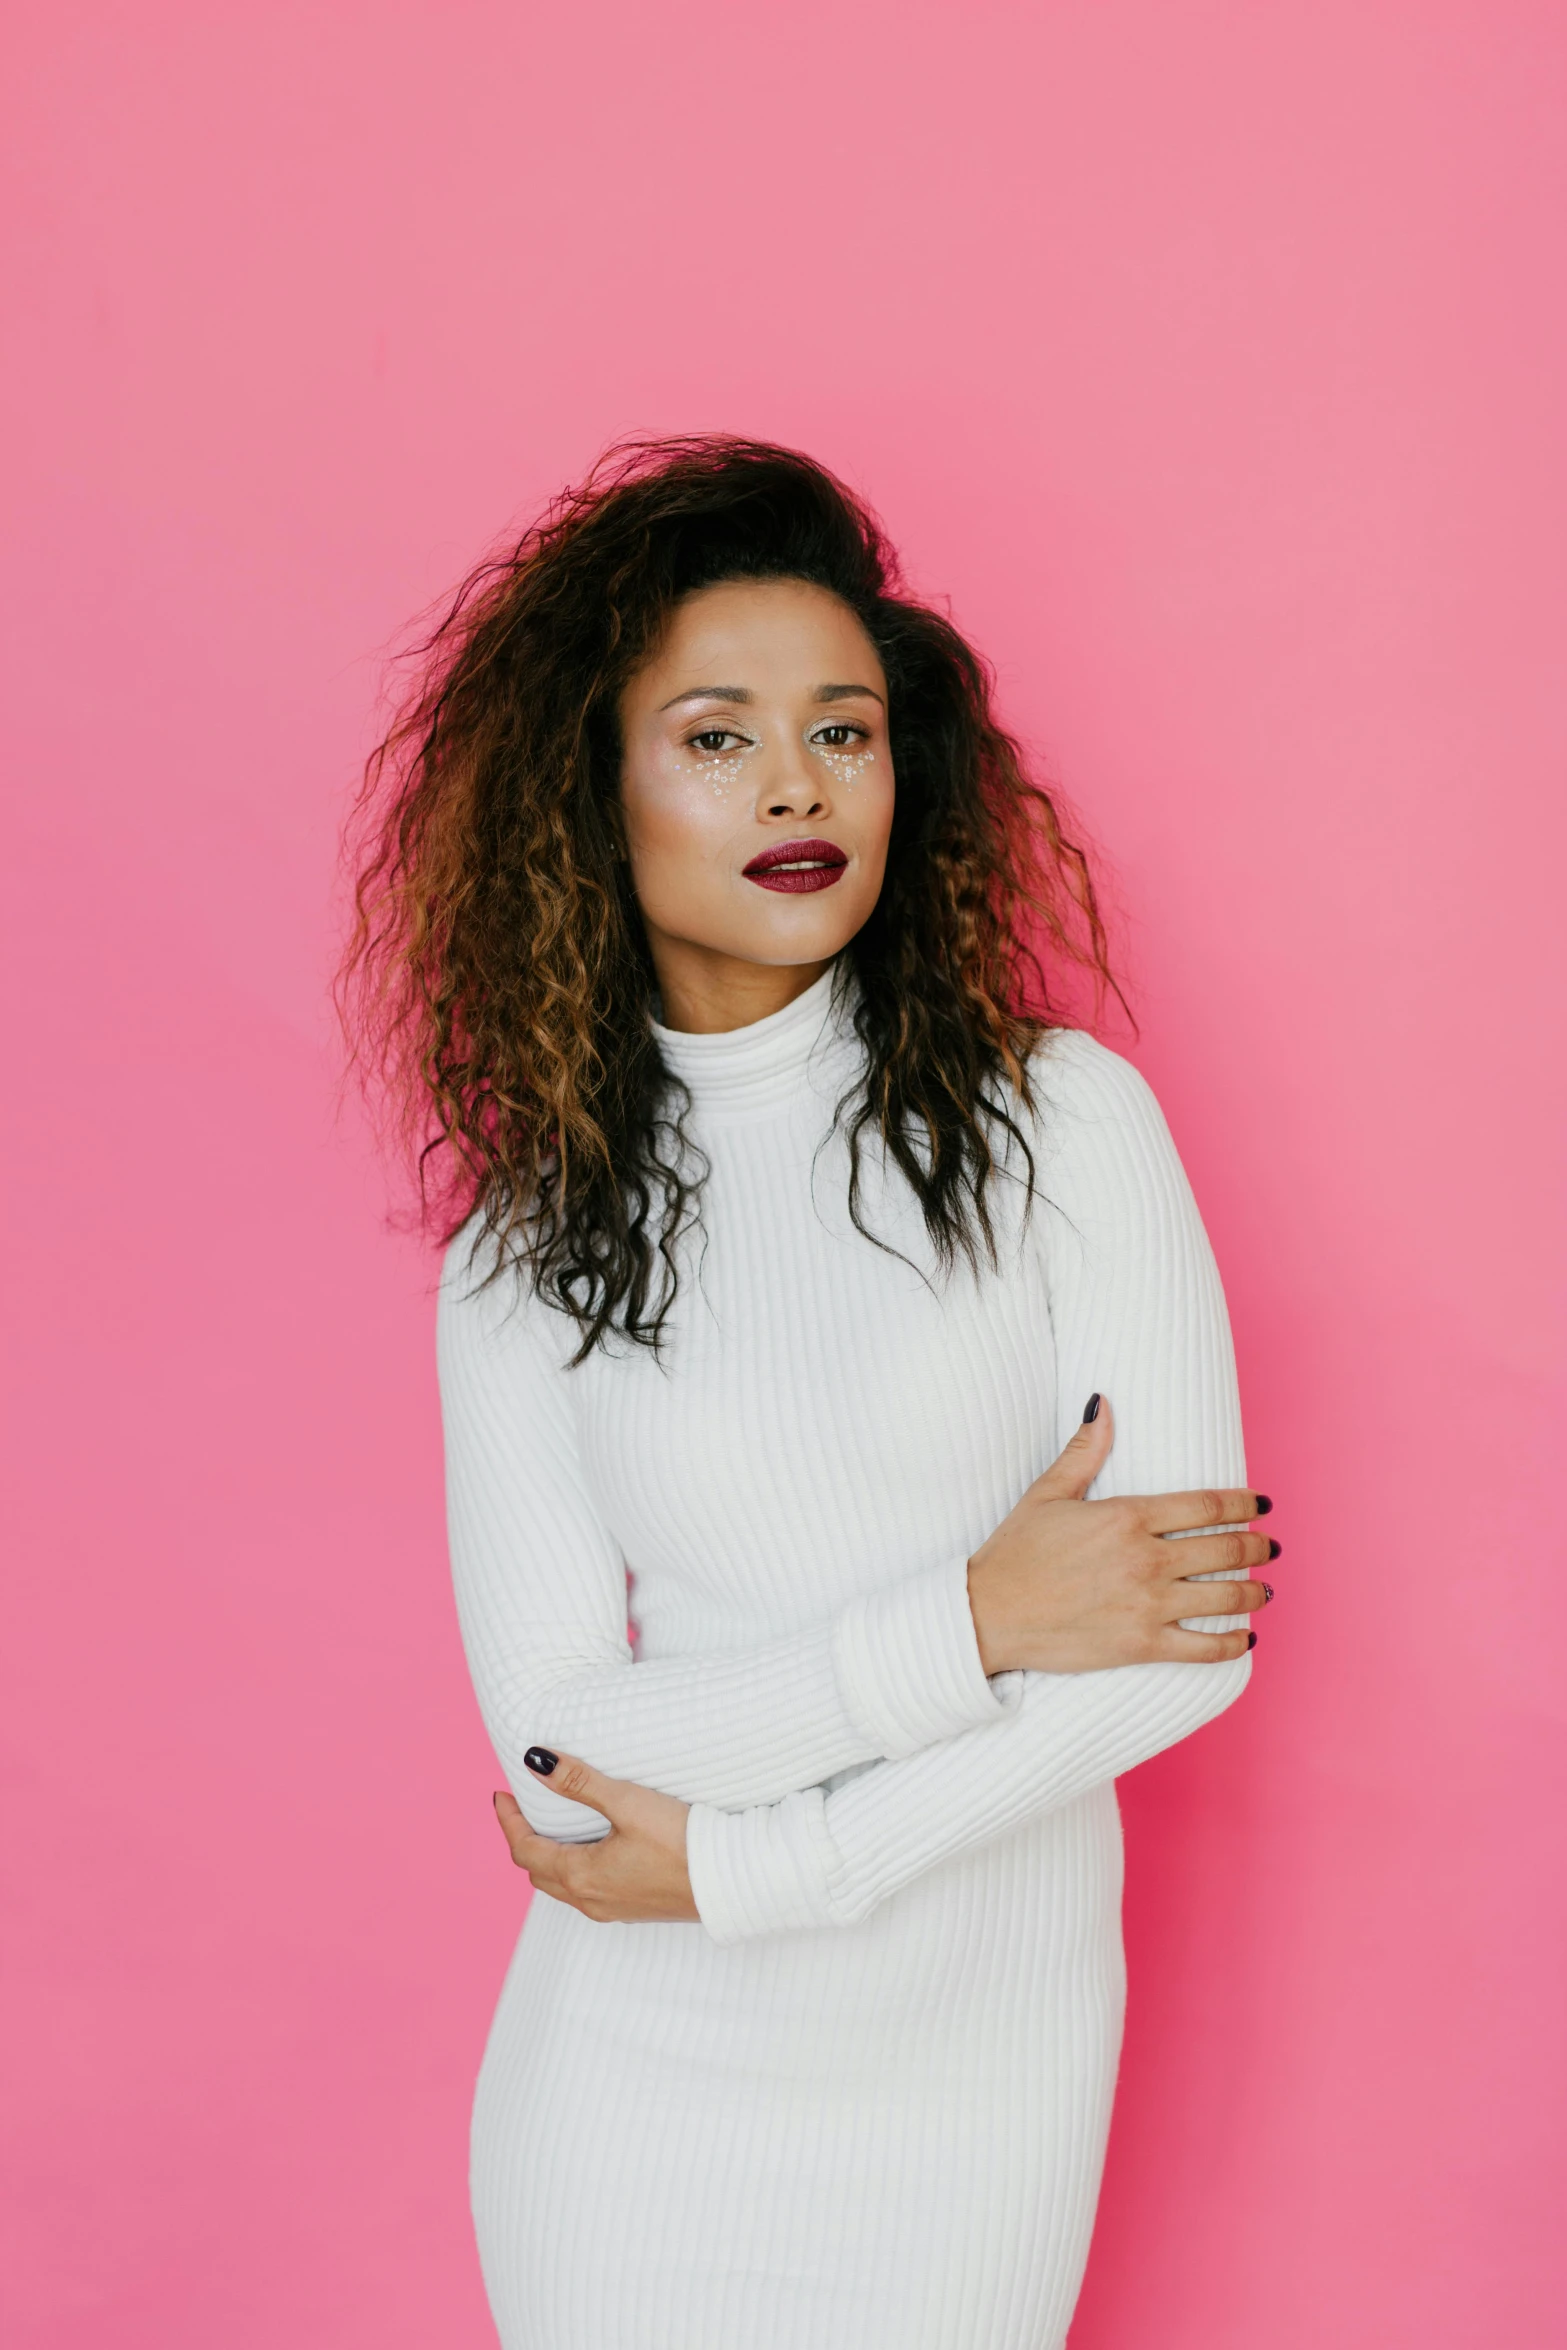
[{"xmin": 343, "ymin": 438, "xmax": 1274, "ymax": 2350}]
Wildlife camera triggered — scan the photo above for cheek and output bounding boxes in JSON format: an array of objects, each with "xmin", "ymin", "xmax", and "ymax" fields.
[
  {"xmin": 851, "ymin": 759, "xmax": 897, "ymax": 865},
  {"xmin": 620, "ymin": 750, "xmax": 742, "ymax": 914},
  {"xmin": 814, "ymin": 744, "xmax": 879, "ymax": 791}
]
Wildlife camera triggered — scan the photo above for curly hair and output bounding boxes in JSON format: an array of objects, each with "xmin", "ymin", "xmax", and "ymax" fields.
[{"xmin": 339, "ymin": 435, "xmax": 1119, "ymax": 1361}]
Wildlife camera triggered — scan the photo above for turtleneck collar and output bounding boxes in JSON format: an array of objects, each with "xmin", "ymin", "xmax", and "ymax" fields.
[{"xmin": 650, "ymin": 960, "xmax": 862, "ymax": 1124}]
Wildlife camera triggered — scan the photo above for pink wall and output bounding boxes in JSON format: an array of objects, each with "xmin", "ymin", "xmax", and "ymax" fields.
[{"xmin": 5, "ymin": 4, "xmax": 1564, "ymax": 2343}]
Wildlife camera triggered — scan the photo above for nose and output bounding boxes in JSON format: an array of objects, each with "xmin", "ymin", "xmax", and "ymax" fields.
[{"xmin": 754, "ymin": 734, "xmax": 828, "ymax": 823}]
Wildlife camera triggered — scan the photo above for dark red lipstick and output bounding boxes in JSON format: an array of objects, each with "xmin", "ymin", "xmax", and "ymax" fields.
[{"xmin": 742, "ymin": 837, "xmax": 849, "ymax": 894}]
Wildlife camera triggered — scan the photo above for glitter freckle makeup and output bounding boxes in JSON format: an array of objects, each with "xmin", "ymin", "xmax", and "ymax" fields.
[
  {"xmin": 662, "ymin": 736, "xmax": 762, "ymax": 799},
  {"xmin": 698, "ymin": 740, "xmax": 761, "ymax": 799},
  {"xmin": 664, "ymin": 729, "xmax": 878, "ymax": 801},
  {"xmin": 813, "ymin": 744, "xmax": 876, "ymax": 787}
]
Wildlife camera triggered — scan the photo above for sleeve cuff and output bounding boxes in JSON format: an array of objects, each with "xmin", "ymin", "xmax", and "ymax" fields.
[
  {"xmin": 829, "ymin": 1556, "xmax": 1017, "ymax": 1759},
  {"xmin": 686, "ymin": 1789, "xmax": 845, "ymax": 1945}
]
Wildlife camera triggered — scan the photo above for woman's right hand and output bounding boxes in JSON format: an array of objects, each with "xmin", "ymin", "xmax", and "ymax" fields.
[{"xmin": 965, "ymin": 1398, "xmax": 1276, "ymax": 1675}]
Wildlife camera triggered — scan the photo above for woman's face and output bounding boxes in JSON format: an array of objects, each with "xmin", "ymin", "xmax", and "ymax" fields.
[{"xmin": 617, "ymin": 578, "xmax": 895, "ymax": 1018}]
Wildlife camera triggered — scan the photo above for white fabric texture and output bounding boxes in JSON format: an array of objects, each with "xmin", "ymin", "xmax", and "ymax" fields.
[{"xmin": 437, "ymin": 962, "xmax": 1251, "ymax": 2350}]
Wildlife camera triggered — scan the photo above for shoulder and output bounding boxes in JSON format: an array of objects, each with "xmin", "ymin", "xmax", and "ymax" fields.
[
  {"xmin": 439, "ymin": 1211, "xmax": 501, "ymax": 1302},
  {"xmin": 1023, "ymin": 1026, "xmax": 1176, "ymax": 1152},
  {"xmin": 1011, "ymin": 1027, "xmax": 1202, "ymax": 1231},
  {"xmin": 436, "ymin": 1214, "xmax": 576, "ymax": 1383},
  {"xmin": 438, "ymin": 1214, "xmax": 502, "ymax": 1325}
]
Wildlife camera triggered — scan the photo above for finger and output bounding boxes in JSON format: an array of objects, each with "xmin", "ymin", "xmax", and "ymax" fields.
[
  {"xmin": 522, "ymin": 1745, "xmax": 625, "ymax": 1824},
  {"xmin": 493, "ymin": 1789, "xmax": 555, "ymax": 1871},
  {"xmin": 1162, "ymin": 1578, "xmax": 1272, "ymax": 1620},
  {"xmin": 492, "ymin": 1792, "xmax": 590, "ymax": 1909},
  {"xmin": 1027, "ymin": 1395, "xmax": 1116, "ymax": 1503},
  {"xmin": 1139, "ymin": 1486, "xmax": 1269, "ymax": 1536},
  {"xmin": 1160, "ymin": 1626, "xmax": 1257, "ymax": 1663},
  {"xmin": 1159, "ymin": 1530, "xmax": 1280, "ymax": 1580}
]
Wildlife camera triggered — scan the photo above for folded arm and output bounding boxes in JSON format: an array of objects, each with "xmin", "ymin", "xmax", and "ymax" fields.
[
  {"xmin": 437, "ymin": 1230, "xmax": 1014, "ymax": 1841},
  {"xmin": 685, "ymin": 1034, "xmax": 1255, "ymax": 1941}
]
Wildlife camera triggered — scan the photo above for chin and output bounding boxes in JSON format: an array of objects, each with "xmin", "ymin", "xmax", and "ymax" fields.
[
  {"xmin": 727, "ymin": 914, "xmax": 862, "ymax": 967},
  {"xmin": 727, "ymin": 883, "xmax": 879, "ymax": 961}
]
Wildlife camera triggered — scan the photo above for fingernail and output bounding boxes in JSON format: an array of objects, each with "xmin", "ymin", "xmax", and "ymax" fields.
[
  {"xmin": 1254, "ymin": 1493, "xmax": 1273, "ymax": 1516},
  {"xmin": 1247, "ymin": 1631, "xmax": 1258, "ymax": 1649},
  {"xmin": 1267, "ymin": 1537, "xmax": 1282, "ymax": 1560},
  {"xmin": 523, "ymin": 1747, "xmax": 558, "ymax": 1776},
  {"xmin": 1260, "ymin": 1583, "xmax": 1274, "ymax": 1604},
  {"xmin": 1082, "ymin": 1393, "xmax": 1102, "ymax": 1424},
  {"xmin": 492, "ymin": 1790, "xmax": 505, "ymax": 1807}
]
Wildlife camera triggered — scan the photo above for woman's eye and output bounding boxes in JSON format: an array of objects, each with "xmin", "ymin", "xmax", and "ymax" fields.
[
  {"xmin": 687, "ymin": 729, "xmax": 747, "ymax": 755},
  {"xmin": 812, "ymin": 725, "xmax": 868, "ymax": 750}
]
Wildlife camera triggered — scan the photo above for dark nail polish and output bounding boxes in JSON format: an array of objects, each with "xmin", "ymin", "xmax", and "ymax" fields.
[
  {"xmin": 1254, "ymin": 1493, "xmax": 1273, "ymax": 1516},
  {"xmin": 1082, "ymin": 1393, "xmax": 1102, "ymax": 1424},
  {"xmin": 1260, "ymin": 1582, "xmax": 1274, "ymax": 1605},
  {"xmin": 1247, "ymin": 1631, "xmax": 1258, "ymax": 1649},
  {"xmin": 1267, "ymin": 1537, "xmax": 1282, "ymax": 1560},
  {"xmin": 523, "ymin": 1747, "xmax": 559, "ymax": 1776}
]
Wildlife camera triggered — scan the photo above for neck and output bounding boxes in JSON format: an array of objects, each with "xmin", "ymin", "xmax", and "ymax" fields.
[{"xmin": 646, "ymin": 936, "xmax": 835, "ymax": 1036}]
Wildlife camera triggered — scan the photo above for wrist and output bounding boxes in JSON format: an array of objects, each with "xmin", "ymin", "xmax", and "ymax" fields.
[
  {"xmin": 834, "ymin": 1557, "xmax": 1010, "ymax": 1751},
  {"xmin": 965, "ymin": 1554, "xmax": 1014, "ymax": 1677}
]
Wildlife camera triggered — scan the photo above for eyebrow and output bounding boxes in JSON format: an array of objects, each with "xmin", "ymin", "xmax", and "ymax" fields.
[
  {"xmin": 659, "ymin": 686, "xmax": 754, "ymax": 710},
  {"xmin": 657, "ymin": 681, "xmax": 886, "ymax": 711}
]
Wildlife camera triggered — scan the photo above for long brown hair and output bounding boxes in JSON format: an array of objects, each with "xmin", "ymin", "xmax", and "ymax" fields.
[{"xmin": 340, "ymin": 436, "xmax": 1118, "ymax": 1360}]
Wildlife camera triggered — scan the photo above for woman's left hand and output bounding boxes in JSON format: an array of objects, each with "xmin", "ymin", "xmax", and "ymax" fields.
[{"xmin": 492, "ymin": 1748, "xmax": 698, "ymax": 1923}]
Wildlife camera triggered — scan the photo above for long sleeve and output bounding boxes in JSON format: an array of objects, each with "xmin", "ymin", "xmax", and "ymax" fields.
[
  {"xmin": 685, "ymin": 1033, "xmax": 1253, "ymax": 1942},
  {"xmin": 437, "ymin": 1230, "xmax": 1013, "ymax": 1842}
]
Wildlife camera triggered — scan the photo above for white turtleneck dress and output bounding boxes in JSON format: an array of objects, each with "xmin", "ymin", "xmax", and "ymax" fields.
[{"xmin": 437, "ymin": 966, "xmax": 1251, "ymax": 2350}]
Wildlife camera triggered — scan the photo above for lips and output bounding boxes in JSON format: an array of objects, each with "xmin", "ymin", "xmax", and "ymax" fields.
[{"xmin": 742, "ymin": 837, "xmax": 849, "ymax": 895}]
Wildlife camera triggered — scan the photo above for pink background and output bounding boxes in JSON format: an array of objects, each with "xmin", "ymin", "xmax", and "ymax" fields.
[{"xmin": 5, "ymin": 4, "xmax": 1564, "ymax": 2343}]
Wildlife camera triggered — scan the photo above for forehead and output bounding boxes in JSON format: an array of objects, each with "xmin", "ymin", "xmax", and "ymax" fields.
[{"xmin": 632, "ymin": 578, "xmax": 885, "ymax": 704}]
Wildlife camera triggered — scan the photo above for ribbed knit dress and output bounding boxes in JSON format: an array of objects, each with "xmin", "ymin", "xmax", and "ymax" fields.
[{"xmin": 436, "ymin": 961, "xmax": 1251, "ymax": 2350}]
